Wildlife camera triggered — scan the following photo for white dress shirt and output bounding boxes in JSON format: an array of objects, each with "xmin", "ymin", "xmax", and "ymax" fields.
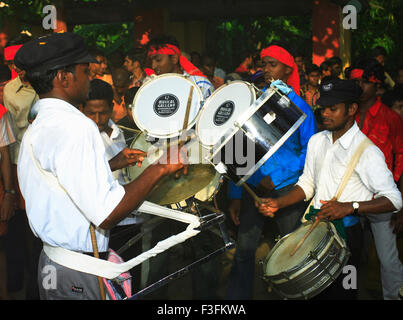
[
  {"xmin": 297, "ymin": 123, "xmax": 402, "ymax": 212},
  {"xmin": 17, "ymin": 98, "xmax": 125, "ymax": 252},
  {"xmin": 100, "ymin": 119, "xmax": 141, "ymax": 226}
]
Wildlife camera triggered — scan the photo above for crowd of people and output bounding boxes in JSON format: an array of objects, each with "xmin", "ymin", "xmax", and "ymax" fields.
[{"xmin": 0, "ymin": 28, "xmax": 401, "ymax": 301}]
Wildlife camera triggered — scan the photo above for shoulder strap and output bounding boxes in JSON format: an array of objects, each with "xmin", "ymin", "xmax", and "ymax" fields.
[
  {"xmin": 333, "ymin": 137, "xmax": 373, "ymax": 200},
  {"xmin": 302, "ymin": 136, "xmax": 373, "ymax": 222}
]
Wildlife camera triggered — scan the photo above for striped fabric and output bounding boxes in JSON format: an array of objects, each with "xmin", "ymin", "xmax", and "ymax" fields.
[{"xmin": 0, "ymin": 111, "xmax": 16, "ymax": 148}]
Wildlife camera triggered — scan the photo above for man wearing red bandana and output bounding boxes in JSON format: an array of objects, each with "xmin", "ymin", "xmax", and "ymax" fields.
[
  {"xmin": 350, "ymin": 57, "xmax": 403, "ymax": 300},
  {"xmin": 146, "ymin": 34, "xmax": 213, "ymax": 102},
  {"xmin": 145, "ymin": 35, "xmax": 217, "ymax": 299}
]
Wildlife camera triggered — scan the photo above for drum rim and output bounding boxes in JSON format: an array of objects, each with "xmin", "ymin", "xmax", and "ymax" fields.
[
  {"xmin": 263, "ymin": 220, "xmax": 336, "ymax": 277},
  {"xmin": 206, "ymin": 112, "xmax": 306, "ymax": 185},
  {"xmin": 131, "ymin": 73, "xmax": 204, "ymax": 139},
  {"xmin": 195, "ymin": 80, "xmax": 256, "ymax": 149}
]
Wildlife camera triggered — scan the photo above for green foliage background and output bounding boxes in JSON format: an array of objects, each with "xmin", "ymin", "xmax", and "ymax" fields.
[{"xmin": 0, "ymin": 0, "xmax": 401, "ymax": 73}]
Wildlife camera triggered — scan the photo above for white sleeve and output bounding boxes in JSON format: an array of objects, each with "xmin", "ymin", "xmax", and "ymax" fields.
[
  {"xmin": 296, "ymin": 136, "xmax": 316, "ymax": 200},
  {"xmin": 356, "ymin": 145, "xmax": 402, "ymax": 212}
]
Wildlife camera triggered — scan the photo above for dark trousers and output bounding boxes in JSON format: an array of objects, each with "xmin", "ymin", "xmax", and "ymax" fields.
[
  {"xmin": 312, "ymin": 222, "xmax": 363, "ymax": 300},
  {"xmin": 226, "ymin": 184, "xmax": 306, "ymax": 300}
]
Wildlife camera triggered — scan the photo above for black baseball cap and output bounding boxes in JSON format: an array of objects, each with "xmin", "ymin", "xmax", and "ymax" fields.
[
  {"xmin": 316, "ymin": 78, "xmax": 363, "ymax": 106},
  {"xmin": 14, "ymin": 32, "xmax": 97, "ymax": 74}
]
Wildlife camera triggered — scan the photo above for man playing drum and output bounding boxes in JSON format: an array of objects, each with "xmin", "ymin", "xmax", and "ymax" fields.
[
  {"xmin": 144, "ymin": 34, "xmax": 219, "ymax": 299},
  {"xmin": 14, "ymin": 32, "xmax": 187, "ymax": 300},
  {"xmin": 257, "ymin": 79, "xmax": 402, "ymax": 299},
  {"xmin": 226, "ymin": 42, "xmax": 317, "ymax": 300}
]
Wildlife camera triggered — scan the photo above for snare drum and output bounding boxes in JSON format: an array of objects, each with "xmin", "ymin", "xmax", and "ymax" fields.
[
  {"xmin": 263, "ymin": 220, "xmax": 350, "ymax": 300},
  {"xmin": 125, "ymin": 133, "xmax": 218, "ymax": 206},
  {"xmin": 131, "ymin": 73, "xmax": 203, "ymax": 139},
  {"xmin": 196, "ymin": 81, "xmax": 257, "ymax": 148},
  {"xmin": 204, "ymin": 87, "xmax": 306, "ymax": 186}
]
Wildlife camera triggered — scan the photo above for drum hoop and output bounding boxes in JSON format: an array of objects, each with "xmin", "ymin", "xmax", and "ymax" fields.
[
  {"xmin": 263, "ymin": 220, "xmax": 346, "ymax": 278},
  {"xmin": 196, "ymin": 81, "xmax": 256, "ymax": 149},
  {"xmin": 206, "ymin": 88, "xmax": 276, "ymax": 158},
  {"xmin": 131, "ymin": 73, "xmax": 204, "ymax": 139}
]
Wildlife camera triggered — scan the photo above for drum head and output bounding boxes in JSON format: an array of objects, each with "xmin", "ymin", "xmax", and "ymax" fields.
[
  {"xmin": 264, "ymin": 221, "xmax": 329, "ymax": 276},
  {"xmin": 196, "ymin": 81, "xmax": 255, "ymax": 148},
  {"xmin": 132, "ymin": 74, "xmax": 203, "ymax": 139}
]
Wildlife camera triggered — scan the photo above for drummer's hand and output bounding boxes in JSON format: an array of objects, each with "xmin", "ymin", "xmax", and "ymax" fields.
[
  {"xmin": 159, "ymin": 144, "xmax": 189, "ymax": 176},
  {"xmin": 228, "ymin": 199, "xmax": 241, "ymax": 226},
  {"xmin": 270, "ymin": 80, "xmax": 292, "ymax": 95},
  {"xmin": 317, "ymin": 200, "xmax": 353, "ymax": 221},
  {"xmin": 256, "ymin": 198, "xmax": 278, "ymax": 218},
  {"xmin": 109, "ymin": 148, "xmax": 146, "ymax": 171}
]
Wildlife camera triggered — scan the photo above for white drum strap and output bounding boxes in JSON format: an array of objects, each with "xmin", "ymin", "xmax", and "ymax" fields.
[
  {"xmin": 43, "ymin": 203, "xmax": 200, "ymax": 279},
  {"xmin": 25, "ymin": 127, "xmax": 201, "ymax": 279}
]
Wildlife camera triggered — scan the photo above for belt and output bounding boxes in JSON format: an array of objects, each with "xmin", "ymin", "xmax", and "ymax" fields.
[{"xmin": 83, "ymin": 251, "xmax": 109, "ymax": 260}]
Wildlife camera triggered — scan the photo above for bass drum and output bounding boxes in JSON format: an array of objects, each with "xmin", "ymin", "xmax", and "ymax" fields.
[{"xmin": 125, "ymin": 133, "xmax": 220, "ymax": 206}]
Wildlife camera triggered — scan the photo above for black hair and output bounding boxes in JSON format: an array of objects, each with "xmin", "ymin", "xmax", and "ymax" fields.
[
  {"xmin": 305, "ymin": 63, "xmax": 320, "ymax": 75},
  {"xmin": 147, "ymin": 34, "xmax": 180, "ymax": 51},
  {"xmin": 126, "ymin": 47, "xmax": 146, "ymax": 67},
  {"xmin": 25, "ymin": 64, "xmax": 77, "ymax": 95},
  {"xmin": 89, "ymin": 48, "xmax": 105, "ymax": 59},
  {"xmin": 0, "ymin": 64, "xmax": 11, "ymax": 82},
  {"xmin": 327, "ymin": 56, "xmax": 342, "ymax": 67},
  {"xmin": 381, "ymin": 84, "xmax": 403, "ymax": 108},
  {"xmin": 86, "ymin": 79, "xmax": 114, "ymax": 108},
  {"xmin": 124, "ymin": 86, "xmax": 139, "ymax": 107},
  {"xmin": 370, "ymin": 46, "xmax": 387, "ymax": 59},
  {"xmin": 320, "ymin": 60, "xmax": 330, "ymax": 72},
  {"xmin": 353, "ymin": 57, "xmax": 386, "ymax": 83}
]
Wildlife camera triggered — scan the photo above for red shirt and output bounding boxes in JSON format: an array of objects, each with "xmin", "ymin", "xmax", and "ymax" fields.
[{"xmin": 356, "ymin": 97, "xmax": 403, "ymax": 182}]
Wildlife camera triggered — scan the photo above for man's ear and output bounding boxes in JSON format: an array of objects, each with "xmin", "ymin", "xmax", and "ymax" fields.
[
  {"xmin": 56, "ymin": 70, "xmax": 70, "ymax": 88},
  {"xmin": 171, "ymin": 54, "xmax": 179, "ymax": 65},
  {"xmin": 349, "ymin": 102, "xmax": 358, "ymax": 116}
]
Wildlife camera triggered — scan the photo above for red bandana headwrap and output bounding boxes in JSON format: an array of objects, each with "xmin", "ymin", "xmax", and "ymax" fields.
[
  {"xmin": 260, "ymin": 45, "xmax": 300, "ymax": 95},
  {"xmin": 350, "ymin": 68, "xmax": 381, "ymax": 83},
  {"xmin": 147, "ymin": 44, "xmax": 206, "ymax": 78}
]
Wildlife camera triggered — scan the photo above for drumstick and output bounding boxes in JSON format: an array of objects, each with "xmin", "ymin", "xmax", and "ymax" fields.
[
  {"xmin": 241, "ymin": 182, "xmax": 262, "ymax": 205},
  {"xmin": 175, "ymin": 86, "xmax": 194, "ymax": 178},
  {"xmin": 117, "ymin": 125, "xmax": 141, "ymax": 134},
  {"xmin": 90, "ymin": 224, "xmax": 106, "ymax": 300},
  {"xmin": 289, "ymin": 217, "xmax": 320, "ymax": 256}
]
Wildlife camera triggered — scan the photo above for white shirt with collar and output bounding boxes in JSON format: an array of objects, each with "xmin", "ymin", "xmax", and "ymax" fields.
[
  {"xmin": 17, "ymin": 98, "xmax": 126, "ymax": 252},
  {"xmin": 100, "ymin": 119, "xmax": 127, "ymax": 184},
  {"xmin": 100, "ymin": 119, "xmax": 141, "ymax": 226},
  {"xmin": 297, "ymin": 122, "xmax": 402, "ymax": 212}
]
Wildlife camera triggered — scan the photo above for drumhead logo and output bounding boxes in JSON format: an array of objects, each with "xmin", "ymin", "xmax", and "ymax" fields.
[
  {"xmin": 153, "ymin": 94, "xmax": 180, "ymax": 117},
  {"xmin": 214, "ymin": 101, "xmax": 235, "ymax": 126}
]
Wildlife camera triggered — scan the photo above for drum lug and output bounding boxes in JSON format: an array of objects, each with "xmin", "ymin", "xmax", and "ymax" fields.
[{"xmin": 275, "ymin": 235, "xmax": 282, "ymax": 242}]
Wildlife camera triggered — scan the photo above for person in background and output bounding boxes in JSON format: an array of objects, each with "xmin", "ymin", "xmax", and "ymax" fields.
[
  {"xmin": 123, "ymin": 48, "xmax": 147, "ymax": 88},
  {"xmin": 327, "ymin": 56, "xmax": 343, "ymax": 79},
  {"xmin": 320, "ymin": 60, "xmax": 332, "ymax": 80},
  {"xmin": 350, "ymin": 57, "xmax": 403, "ymax": 300},
  {"xmin": 370, "ymin": 46, "xmax": 395, "ymax": 89},
  {"xmin": 200, "ymin": 53, "xmax": 224, "ymax": 90},
  {"xmin": 0, "ymin": 63, "xmax": 16, "ymax": 300},
  {"xmin": 88, "ymin": 49, "xmax": 112, "ymax": 85},
  {"xmin": 301, "ymin": 63, "xmax": 321, "ymax": 108},
  {"xmin": 111, "ymin": 67, "xmax": 131, "ymax": 123},
  {"xmin": 116, "ymin": 86, "xmax": 141, "ymax": 144},
  {"xmin": 294, "ymin": 52, "xmax": 306, "ymax": 86}
]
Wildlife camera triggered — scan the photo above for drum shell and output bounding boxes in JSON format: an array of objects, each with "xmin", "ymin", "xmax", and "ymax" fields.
[
  {"xmin": 208, "ymin": 88, "xmax": 306, "ymax": 186},
  {"xmin": 262, "ymin": 221, "xmax": 350, "ymax": 300}
]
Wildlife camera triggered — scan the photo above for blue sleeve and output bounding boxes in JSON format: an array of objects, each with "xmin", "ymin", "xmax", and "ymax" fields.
[
  {"xmin": 228, "ymin": 180, "xmax": 243, "ymax": 199},
  {"xmin": 288, "ymin": 89, "xmax": 317, "ymax": 171}
]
